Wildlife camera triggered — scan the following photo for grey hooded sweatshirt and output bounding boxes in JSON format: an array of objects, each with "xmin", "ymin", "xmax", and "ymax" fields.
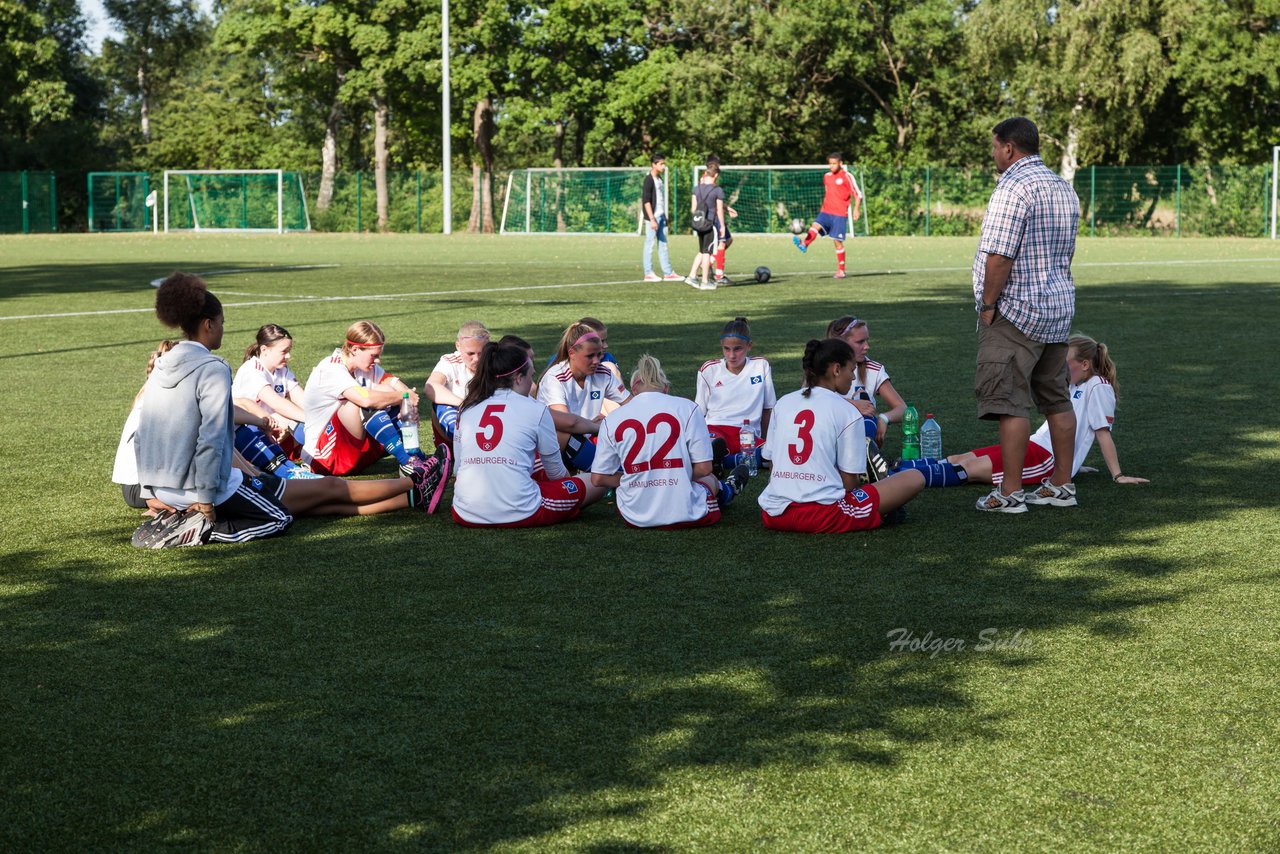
[{"xmin": 135, "ymin": 341, "xmax": 234, "ymax": 504}]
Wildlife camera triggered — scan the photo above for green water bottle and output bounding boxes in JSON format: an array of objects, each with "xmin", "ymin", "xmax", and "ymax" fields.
[{"xmin": 902, "ymin": 402, "xmax": 920, "ymax": 461}]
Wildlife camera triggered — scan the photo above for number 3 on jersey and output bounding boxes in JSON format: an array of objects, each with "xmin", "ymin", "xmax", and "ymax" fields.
[
  {"xmin": 476, "ymin": 404, "xmax": 505, "ymax": 451},
  {"xmin": 615, "ymin": 413, "xmax": 681, "ymax": 473},
  {"xmin": 789, "ymin": 409, "xmax": 815, "ymax": 465}
]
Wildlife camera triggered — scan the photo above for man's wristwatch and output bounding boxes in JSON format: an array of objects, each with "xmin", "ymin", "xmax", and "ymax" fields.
[{"xmin": 976, "ymin": 301, "xmax": 998, "ymax": 313}]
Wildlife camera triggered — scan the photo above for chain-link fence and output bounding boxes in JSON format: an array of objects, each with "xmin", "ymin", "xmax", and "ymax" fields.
[
  {"xmin": 0, "ymin": 172, "xmax": 58, "ymax": 234},
  {"xmin": 10, "ymin": 165, "xmax": 1278, "ymax": 237}
]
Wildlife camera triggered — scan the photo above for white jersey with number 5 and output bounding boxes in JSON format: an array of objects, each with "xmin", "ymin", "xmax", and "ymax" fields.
[
  {"xmin": 593, "ymin": 392, "xmax": 715, "ymax": 528},
  {"xmin": 695, "ymin": 357, "xmax": 776, "ymax": 434},
  {"xmin": 1029, "ymin": 374, "xmax": 1116, "ymax": 477},
  {"xmin": 759, "ymin": 387, "xmax": 867, "ymax": 516},
  {"xmin": 452, "ymin": 389, "xmax": 569, "ymax": 525}
]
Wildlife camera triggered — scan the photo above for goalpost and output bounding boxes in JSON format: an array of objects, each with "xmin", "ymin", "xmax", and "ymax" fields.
[
  {"xmin": 691, "ymin": 165, "xmax": 870, "ymax": 237},
  {"xmin": 163, "ymin": 170, "xmax": 311, "ymax": 233},
  {"xmin": 1272, "ymin": 145, "xmax": 1278, "ymax": 240},
  {"xmin": 500, "ymin": 167, "xmax": 656, "ymax": 235}
]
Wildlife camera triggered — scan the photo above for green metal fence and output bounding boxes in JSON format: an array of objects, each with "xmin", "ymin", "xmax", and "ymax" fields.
[
  {"xmin": 0, "ymin": 171, "xmax": 57, "ymax": 234},
  {"xmin": 88, "ymin": 172, "xmax": 151, "ymax": 232},
  {"xmin": 5, "ymin": 165, "xmax": 1276, "ymax": 236}
]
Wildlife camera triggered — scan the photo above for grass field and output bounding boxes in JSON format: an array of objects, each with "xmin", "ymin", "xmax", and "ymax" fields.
[{"xmin": 2, "ymin": 232, "xmax": 1279, "ymax": 851}]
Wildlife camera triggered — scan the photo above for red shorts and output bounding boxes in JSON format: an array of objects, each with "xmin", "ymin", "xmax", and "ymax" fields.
[
  {"xmin": 622, "ymin": 482, "xmax": 722, "ymax": 530},
  {"xmin": 761, "ymin": 485, "xmax": 882, "ymax": 533},
  {"xmin": 279, "ymin": 432, "xmax": 303, "ymax": 462},
  {"xmin": 451, "ymin": 477, "xmax": 587, "ymax": 528},
  {"xmin": 708, "ymin": 424, "xmax": 756, "ymax": 454},
  {"xmin": 307, "ymin": 414, "xmax": 386, "ymax": 476},
  {"xmin": 972, "ymin": 442, "xmax": 1054, "ymax": 485}
]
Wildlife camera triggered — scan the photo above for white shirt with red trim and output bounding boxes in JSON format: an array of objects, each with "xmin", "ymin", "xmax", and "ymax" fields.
[
  {"xmin": 1029, "ymin": 374, "xmax": 1116, "ymax": 477},
  {"xmin": 694, "ymin": 356, "xmax": 777, "ymax": 434},
  {"xmin": 302, "ymin": 349, "xmax": 386, "ymax": 457},
  {"xmin": 452, "ymin": 389, "xmax": 569, "ymax": 525},
  {"xmin": 232, "ymin": 357, "xmax": 300, "ymax": 414},
  {"xmin": 430, "ymin": 351, "xmax": 475, "ymax": 400},
  {"xmin": 592, "ymin": 392, "xmax": 715, "ymax": 528},
  {"xmin": 536, "ymin": 360, "xmax": 629, "ymax": 419},
  {"xmin": 846, "ymin": 359, "xmax": 889, "ymax": 404},
  {"xmin": 758, "ymin": 387, "xmax": 866, "ymax": 516}
]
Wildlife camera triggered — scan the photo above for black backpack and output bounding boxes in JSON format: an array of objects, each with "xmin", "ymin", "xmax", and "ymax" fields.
[{"xmin": 691, "ymin": 187, "xmax": 715, "ymax": 233}]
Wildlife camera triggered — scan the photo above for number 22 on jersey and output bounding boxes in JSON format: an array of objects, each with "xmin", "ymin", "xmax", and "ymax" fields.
[{"xmin": 615, "ymin": 413, "xmax": 682, "ymax": 473}]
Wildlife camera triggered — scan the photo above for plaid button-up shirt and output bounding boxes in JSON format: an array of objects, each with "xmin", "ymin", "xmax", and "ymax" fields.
[{"xmin": 973, "ymin": 155, "xmax": 1081, "ymax": 343}]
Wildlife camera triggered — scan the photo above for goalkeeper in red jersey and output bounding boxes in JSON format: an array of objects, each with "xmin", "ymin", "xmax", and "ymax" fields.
[{"xmin": 793, "ymin": 152, "xmax": 863, "ymax": 279}]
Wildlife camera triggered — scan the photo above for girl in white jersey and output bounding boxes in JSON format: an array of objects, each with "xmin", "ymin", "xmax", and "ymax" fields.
[
  {"xmin": 230, "ymin": 323, "xmax": 319, "ymax": 479},
  {"xmin": 537, "ymin": 320, "xmax": 632, "ymax": 472},
  {"xmin": 896, "ymin": 335, "xmax": 1147, "ymax": 511},
  {"xmin": 453, "ymin": 341, "xmax": 606, "ymax": 527},
  {"xmin": 592, "ymin": 355, "xmax": 750, "ymax": 529},
  {"xmin": 759, "ymin": 339, "xmax": 924, "ymax": 533},
  {"xmin": 695, "ymin": 317, "xmax": 776, "ymax": 471},
  {"xmin": 303, "ymin": 321, "xmax": 450, "ymax": 482},
  {"xmin": 425, "ymin": 319, "xmax": 490, "ymax": 445},
  {"xmin": 825, "ymin": 315, "xmax": 906, "ymax": 446}
]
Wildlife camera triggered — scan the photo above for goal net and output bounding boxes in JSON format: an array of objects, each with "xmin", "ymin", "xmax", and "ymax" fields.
[
  {"xmin": 691, "ymin": 165, "xmax": 869, "ymax": 237},
  {"xmin": 163, "ymin": 170, "xmax": 311, "ymax": 233},
  {"xmin": 500, "ymin": 168, "xmax": 655, "ymax": 235}
]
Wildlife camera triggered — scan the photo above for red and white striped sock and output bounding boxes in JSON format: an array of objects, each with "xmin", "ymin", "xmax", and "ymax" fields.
[
  {"xmin": 804, "ymin": 227, "xmax": 819, "ymax": 247},
  {"xmin": 836, "ymin": 248, "xmax": 846, "ymax": 273},
  {"xmin": 715, "ymin": 246, "xmax": 726, "ymax": 276}
]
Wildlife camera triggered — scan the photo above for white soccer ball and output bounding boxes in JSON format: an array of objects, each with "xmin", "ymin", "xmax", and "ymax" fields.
[{"xmin": 789, "ymin": 218, "xmax": 806, "ymax": 235}]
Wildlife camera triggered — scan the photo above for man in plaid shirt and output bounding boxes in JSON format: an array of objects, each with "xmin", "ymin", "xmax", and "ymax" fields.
[{"xmin": 972, "ymin": 117, "xmax": 1082, "ymax": 513}]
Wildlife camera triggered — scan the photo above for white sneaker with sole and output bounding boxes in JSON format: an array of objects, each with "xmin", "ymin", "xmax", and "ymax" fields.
[
  {"xmin": 1023, "ymin": 478, "xmax": 1077, "ymax": 507},
  {"xmin": 976, "ymin": 488, "xmax": 1027, "ymax": 514}
]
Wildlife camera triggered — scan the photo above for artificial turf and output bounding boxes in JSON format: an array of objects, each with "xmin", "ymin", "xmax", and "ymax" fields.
[{"xmin": 1, "ymin": 232, "xmax": 1278, "ymax": 850}]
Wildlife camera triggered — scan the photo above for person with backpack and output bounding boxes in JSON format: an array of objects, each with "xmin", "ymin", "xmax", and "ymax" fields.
[{"xmin": 685, "ymin": 163, "xmax": 726, "ymax": 291}]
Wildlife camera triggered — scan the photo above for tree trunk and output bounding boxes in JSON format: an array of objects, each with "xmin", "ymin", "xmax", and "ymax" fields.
[
  {"xmin": 138, "ymin": 65, "xmax": 151, "ymax": 143},
  {"xmin": 316, "ymin": 91, "xmax": 342, "ymax": 211},
  {"xmin": 474, "ymin": 97, "xmax": 496, "ymax": 233},
  {"xmin": 1060, "ymin": 94, "xmax": 1085, "ymax": 182},
  {"xmin": 468, "ymin": 162, "xmax": 481, "ymax": 232},
  {"xmin": 374, "ymin": 94, "xmax": 389, "ymax": 231},
  {"xmin": 553, "ymin": 118, "xmax": 567, "ymax": 232}
]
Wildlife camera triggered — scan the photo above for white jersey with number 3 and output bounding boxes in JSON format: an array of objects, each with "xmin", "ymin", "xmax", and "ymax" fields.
[
  {"xmin": 695, "ymin": 357, "xmax": 777, "ymax": 434},
  {"xmin": 1029, "ymin": 374, "xmax": 1116, "ymax": 476},
  {"xmin": 593, "ymin": 392, "xmax": 715, "ymax": 528},
  {"xmin": 759, "ymin": 387, "xmax": 867, "ymax": 516},
  {"xmin": 452, "ymin": 389, "xmax": 568, "ymax": 525}
]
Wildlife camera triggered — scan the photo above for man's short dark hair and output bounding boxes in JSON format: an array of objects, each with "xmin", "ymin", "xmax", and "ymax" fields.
[
  {"xmin": 706, "ymin": 154, "xmax": 721, "ymax": 167},
  {"xmin": 650, "ymin": 153, "xmax": 665, "ymax": 165},
  {"xmin": 827, "ymin": 151, "xmax": 842, "ymax": 162},
  {"xmin": 992, "ymin": 117, "xmax": 1040, "ymax": 155}
]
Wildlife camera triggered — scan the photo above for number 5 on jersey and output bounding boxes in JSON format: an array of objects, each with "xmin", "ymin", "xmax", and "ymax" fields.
[{"xmin": 477, "ymin": 404, "xmax": 505, "ymax": 451}]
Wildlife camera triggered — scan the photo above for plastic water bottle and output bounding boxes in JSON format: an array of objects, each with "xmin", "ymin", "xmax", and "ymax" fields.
[
  {"xmin": 739, "ymin": 419, "xmax": 758, "ymax": 476},
  {"xmin": 398, "ymin": 392, "xmax": 421, "ymax": 456},
  {"xmin": 921, "ymin": 413, "xmax": 942, "ymax": 460},
  {"xmin": 902, "ymin": 403, "xmax": 920, "ymax": 460}
]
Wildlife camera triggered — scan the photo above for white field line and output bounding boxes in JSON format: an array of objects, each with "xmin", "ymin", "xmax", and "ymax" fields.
[{"xmin": 2, "ymin": 257, "xmax": 1278, "ymax": 323}]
